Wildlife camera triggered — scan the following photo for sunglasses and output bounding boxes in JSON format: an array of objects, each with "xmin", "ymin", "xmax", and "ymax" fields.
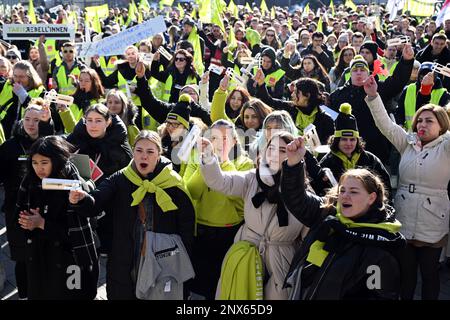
[
  {"xmin": 175, "ymin": 57, "xmax": 186, "ymax": 62},
  {"xmin": 6, "ymin": 55, "xmax": 18, "ymax": 59},
  {"xmin": 165, "ymin": 121, "xmax": 182, "ymax": 128},
  {"xmin": 63, "ymin": 50, "xmax": 74, "ymax": 54},
  {"xmin": 266, "ymin": 34, "xmax": 275, "ymax": 37}
]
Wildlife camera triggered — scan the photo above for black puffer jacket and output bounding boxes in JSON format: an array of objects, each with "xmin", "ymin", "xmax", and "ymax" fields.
[
  {"xmin": 66, "ymin": 114, "xmax": 133, "ymax": 184},
  {"xmin": 330, "ymin": 57, "xmax": 414, "ymax": 163},
  {"xmin": 74, "ymin": 157, "xmax": 195, "ymax": 300},
  {"xmin": 280, "ymin": 160, "xmax": 406, "ymax": 300}
]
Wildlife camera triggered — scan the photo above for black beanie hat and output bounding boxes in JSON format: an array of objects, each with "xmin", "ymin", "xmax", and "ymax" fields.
[
  {"xmin": 360, "ymin": 41, "xmax": 378, "ymax": 60},
  {"xmin": 334, "ymin": 103, "xmax": 359, "ymax": 138},
  {"xmin": 166, "ymin": 94, "xmax": 192, "ymax": 129}
]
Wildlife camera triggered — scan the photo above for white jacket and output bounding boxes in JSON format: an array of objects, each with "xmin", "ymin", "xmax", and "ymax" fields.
[
  {"xmin": 366, "ymin": 94, "xmax": 450, "ymax": 243},
  {"xmin": 200, "ymin": 156, "xmax": 306, "ymax": 300}
]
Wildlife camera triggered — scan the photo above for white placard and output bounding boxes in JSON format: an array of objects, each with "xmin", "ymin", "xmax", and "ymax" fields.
[
  {"xmin": 78, "ymin": 16, "xmax": 167, "ymax": 58},
  {"xmin": 49, "ymin": 5, "xmax": 63, "ymax": 14},
  {"xmin": 2, "ymin": 24, "xmax": 75, "ymax": 40}
]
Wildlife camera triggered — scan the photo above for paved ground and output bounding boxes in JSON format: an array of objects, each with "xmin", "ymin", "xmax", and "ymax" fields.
[{"xmin": 1, "ymin": 185, "xmax": 449, "ymax": 300}]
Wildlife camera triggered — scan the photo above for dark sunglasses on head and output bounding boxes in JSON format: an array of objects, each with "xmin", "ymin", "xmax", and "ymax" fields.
[
  {"xmin": 63, "ymin": 50, "xmax": 74, "ymax": 54},
  {"xmin": 175, "ymin": 57, "xmax": 186, "ymax": 62}
]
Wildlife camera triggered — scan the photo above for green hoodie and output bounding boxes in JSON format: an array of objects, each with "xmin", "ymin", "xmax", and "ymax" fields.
[{"xmin": 184, "ymin": 155, "xmax": 254, "ymax": 227}]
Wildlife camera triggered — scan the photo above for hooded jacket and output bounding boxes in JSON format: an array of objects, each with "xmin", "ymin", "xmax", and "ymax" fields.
[
  {"xmin": 74, "ymin": 156, "xmax": 195, "ymax": 299},
  {"xmin": 281, "ymin": 160, "xmax": 405, "ymax": 300},
  {"xmin": 247, "ymin": 47, "xmax": 285, "ymax": 99},
  {"xmin": 416, "ymin": 43, "xmax": 450, "ymax": 66},
  {"xmin": 67, "ymin": 114, "xmax": 133, "ymax": 184}
]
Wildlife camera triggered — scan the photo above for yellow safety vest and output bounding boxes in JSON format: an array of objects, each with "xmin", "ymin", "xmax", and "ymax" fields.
[
  {"xmin": 55, "ymin": 64, "xmax": 81, "ymax": 96},
  {"xmin": 404, "ymin": 84, "xmax": 446, "ymax": 130},
  {"xmin": 117, "ymin": 71, "xmax": 159, "ymax": 131},
  {"xmin": 162, "ymin": 74, "xmax": 198, "ymax": 102},
  {"xmin": 0, "ymin": 81, "xmax": 14, "ymax": 121},
  {"xmin": 381, "ymin": 58, "xmax": 399, "ymax": 77},
  {"xmin": 252, "ymin": 67, "xmax": 285, "ymax": 88},
  {"xmin": 0, "ymin": 82, "xmax": 44, "ymax": 120},
  {"xmin": 149, "ymin": 64, "xmax": 166, "ymax": 100},
  {"xmin": 99, "ymin": 56, "xmax": 118, "ymax": 76}
]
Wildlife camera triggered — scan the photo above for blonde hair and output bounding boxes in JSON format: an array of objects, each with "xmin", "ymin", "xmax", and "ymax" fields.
[
  {"xmin": 412, "ymin": 104, "xmax": 450, "ymax": 135},
  {"xmin": 134, "ymin": 130, "xmax": 162, "ymax": 154}
]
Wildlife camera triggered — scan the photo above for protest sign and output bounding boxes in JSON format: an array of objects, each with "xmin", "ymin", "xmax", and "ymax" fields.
[
  {"xmin": 2, "ymin": 24, "xmax": 75, "ymax": 40},
  {"xmin": 49, "ymin": 5, "xmax": 63, "ymax": 14},
  {"xmin": 78, "ymin": 15, "xmax": 166, "ymax": 57}
]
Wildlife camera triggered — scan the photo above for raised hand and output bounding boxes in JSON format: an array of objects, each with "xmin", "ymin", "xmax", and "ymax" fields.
[
  {"xmin": 402, "ymin": 43, "xmax": 414, "ymax": 61},
  {"xmin": 40, "ymin": 105, "xmax": 51, "ymax": 122},
  {"xmin": 363, "ymin": 75, "xmax": 378, "ymax": 98},
  {"xmin": 135, "ymin": 61, "xmax": 146, "ymax": 78},
  {"xmin": 286, "ymin": 136, "xmax": 307, "ymax": 167},
  {"xmin": 201, "ymin": 71, "xmax": 210, "ymax": 84},
  {"xmin": 254, "ymin": 68, "xmax": 265, "ymax": 86},
  {"xmin": 219, "ymin": 74, "xmax": 230, "ymax": 91},
  {"xmin": 421, "ymin": 71, "xmax": 435, "ymax": 87}
]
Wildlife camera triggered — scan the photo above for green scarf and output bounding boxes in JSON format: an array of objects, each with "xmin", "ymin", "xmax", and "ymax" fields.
[
  {"xmin": 122, "ymin": 162, "xmax": 187, "ymax": 211},
  {"xmin": 219, "ymin": 241, "xmax": 264, "ymax": 300},
  {"xmin": 306, "ymin": 208, "xmax": 401, "ymax": 267},
  {"xmin": 296, "ymin": 108, "xmax": 318, "ymax": 135},
  {"xmin": 332, "ymin": 151, "xmax": 361, "ymax": 170}
]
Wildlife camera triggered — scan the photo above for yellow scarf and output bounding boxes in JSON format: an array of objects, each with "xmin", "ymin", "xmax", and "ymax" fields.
[
  {"xmin": 122, "ymin": 161, "xmax": 187, "ymax": 212},
  {"xmin": 332, "ymin": 151, "xmax": 361, "ymax": 170},
  {"xmin": 296, "ymin": 108, "xmax": 319, "ymax": 135}
]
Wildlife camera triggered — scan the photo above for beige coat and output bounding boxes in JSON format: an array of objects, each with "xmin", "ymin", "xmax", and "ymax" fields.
[
  {"xmin": 366, "ymin": 95, "xmax": 450, "ymax": 244},
  {"xmin": 201, "ymin": 157, "xmax": 306, "ymax": 300}
]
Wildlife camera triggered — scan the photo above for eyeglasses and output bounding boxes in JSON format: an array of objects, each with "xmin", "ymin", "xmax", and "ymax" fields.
[
  {"xmin": 6, "ymin": 55, "xmax": 18, "ymax": 60},
  {"xmin": 166, "ymin": 121, "xmax": 182, "ymax": 128},
  {"xmin": 63, "ymin": 50, "xmax": 74, "ymax": 54},
  {"xmin": 175, "ymin": 57, "xmax": 186, "ymax": 62},
  {"xmin": 266, "ymin": 34, "xmax": 275, "ymax": 37}
]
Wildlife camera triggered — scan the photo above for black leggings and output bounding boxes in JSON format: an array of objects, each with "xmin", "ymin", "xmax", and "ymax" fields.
[
  {"xmin": 15, "ymin": 261, "xmax": 27, "ymax": 299},
  {"xmin": 399, "ymin": 243, "xmax": 442, "ymax": 300}
]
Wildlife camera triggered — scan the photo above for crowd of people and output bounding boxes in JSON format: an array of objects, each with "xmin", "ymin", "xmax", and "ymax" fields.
[{"xmin": 0, "ymin": 1, "xmax": 449, "ymax": 300}]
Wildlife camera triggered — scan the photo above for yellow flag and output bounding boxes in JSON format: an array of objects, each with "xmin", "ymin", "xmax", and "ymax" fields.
[
  {"xmin": 188, "ymin": 26, "xmax": 205, "ymax": 75},
  {"xmin": 92, "ymin": 11, "xmax": 102, "ymax": 33},
  {"xmin": 228, "ymin": 27, "xmax": 238, "ymax": 52},
  {"xmin": 345, "ymin": 0, "xmax": 357, "ymax": 11},
  {"xmin": 199, "ymin": 0, "xmax": 211, "ymax": 23},
  {"xmin": 261, "ymin": 0, "xmax": 269, "ymax": 16},
  {"xmin": 178, "ymin": 3, "xmax": 185, "ymax": 19},
  {"xmin": 228, "ymin": 0, "xmax": 238, "ymax": 18},
  {"xmin": 28, "ymin": 0, "xmax": 37, "ymax": 24},
  {"xmin": 245, "ymin": 3, "xmax": 252, "ymax": 11},
  {"xmin": 191, "ymin": 7, "xmax": 197, "ymax": 19},
  {"xmin": 271, "ymin": 7, "xmax": 276, "ymax": 19},
  {"xmin": 212, "ymin": 0, "xmax": 225, "ymax": 32},
  {"xmin": 304, "ymin": 4, "xmax": 310, "ymax": 15},
  {"xmin": 85, "ymin": 4, "xmax": 109, "ymax": 21},
  {"xmin": 139, "ymin": 0, "xmax": 151, "ymax": 12},
  {"xmin": 330, "ymin": 0, "xmax": 335, "ymax": 16},
  {"xmin": 317, "ymin": 14, "xmax": 323, "ymax": 32}
]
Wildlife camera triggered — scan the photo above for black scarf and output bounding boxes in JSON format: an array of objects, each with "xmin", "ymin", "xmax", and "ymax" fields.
[{"xmin": 252, "ymin": 167, "xmax": 289, "ymax": 227}]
